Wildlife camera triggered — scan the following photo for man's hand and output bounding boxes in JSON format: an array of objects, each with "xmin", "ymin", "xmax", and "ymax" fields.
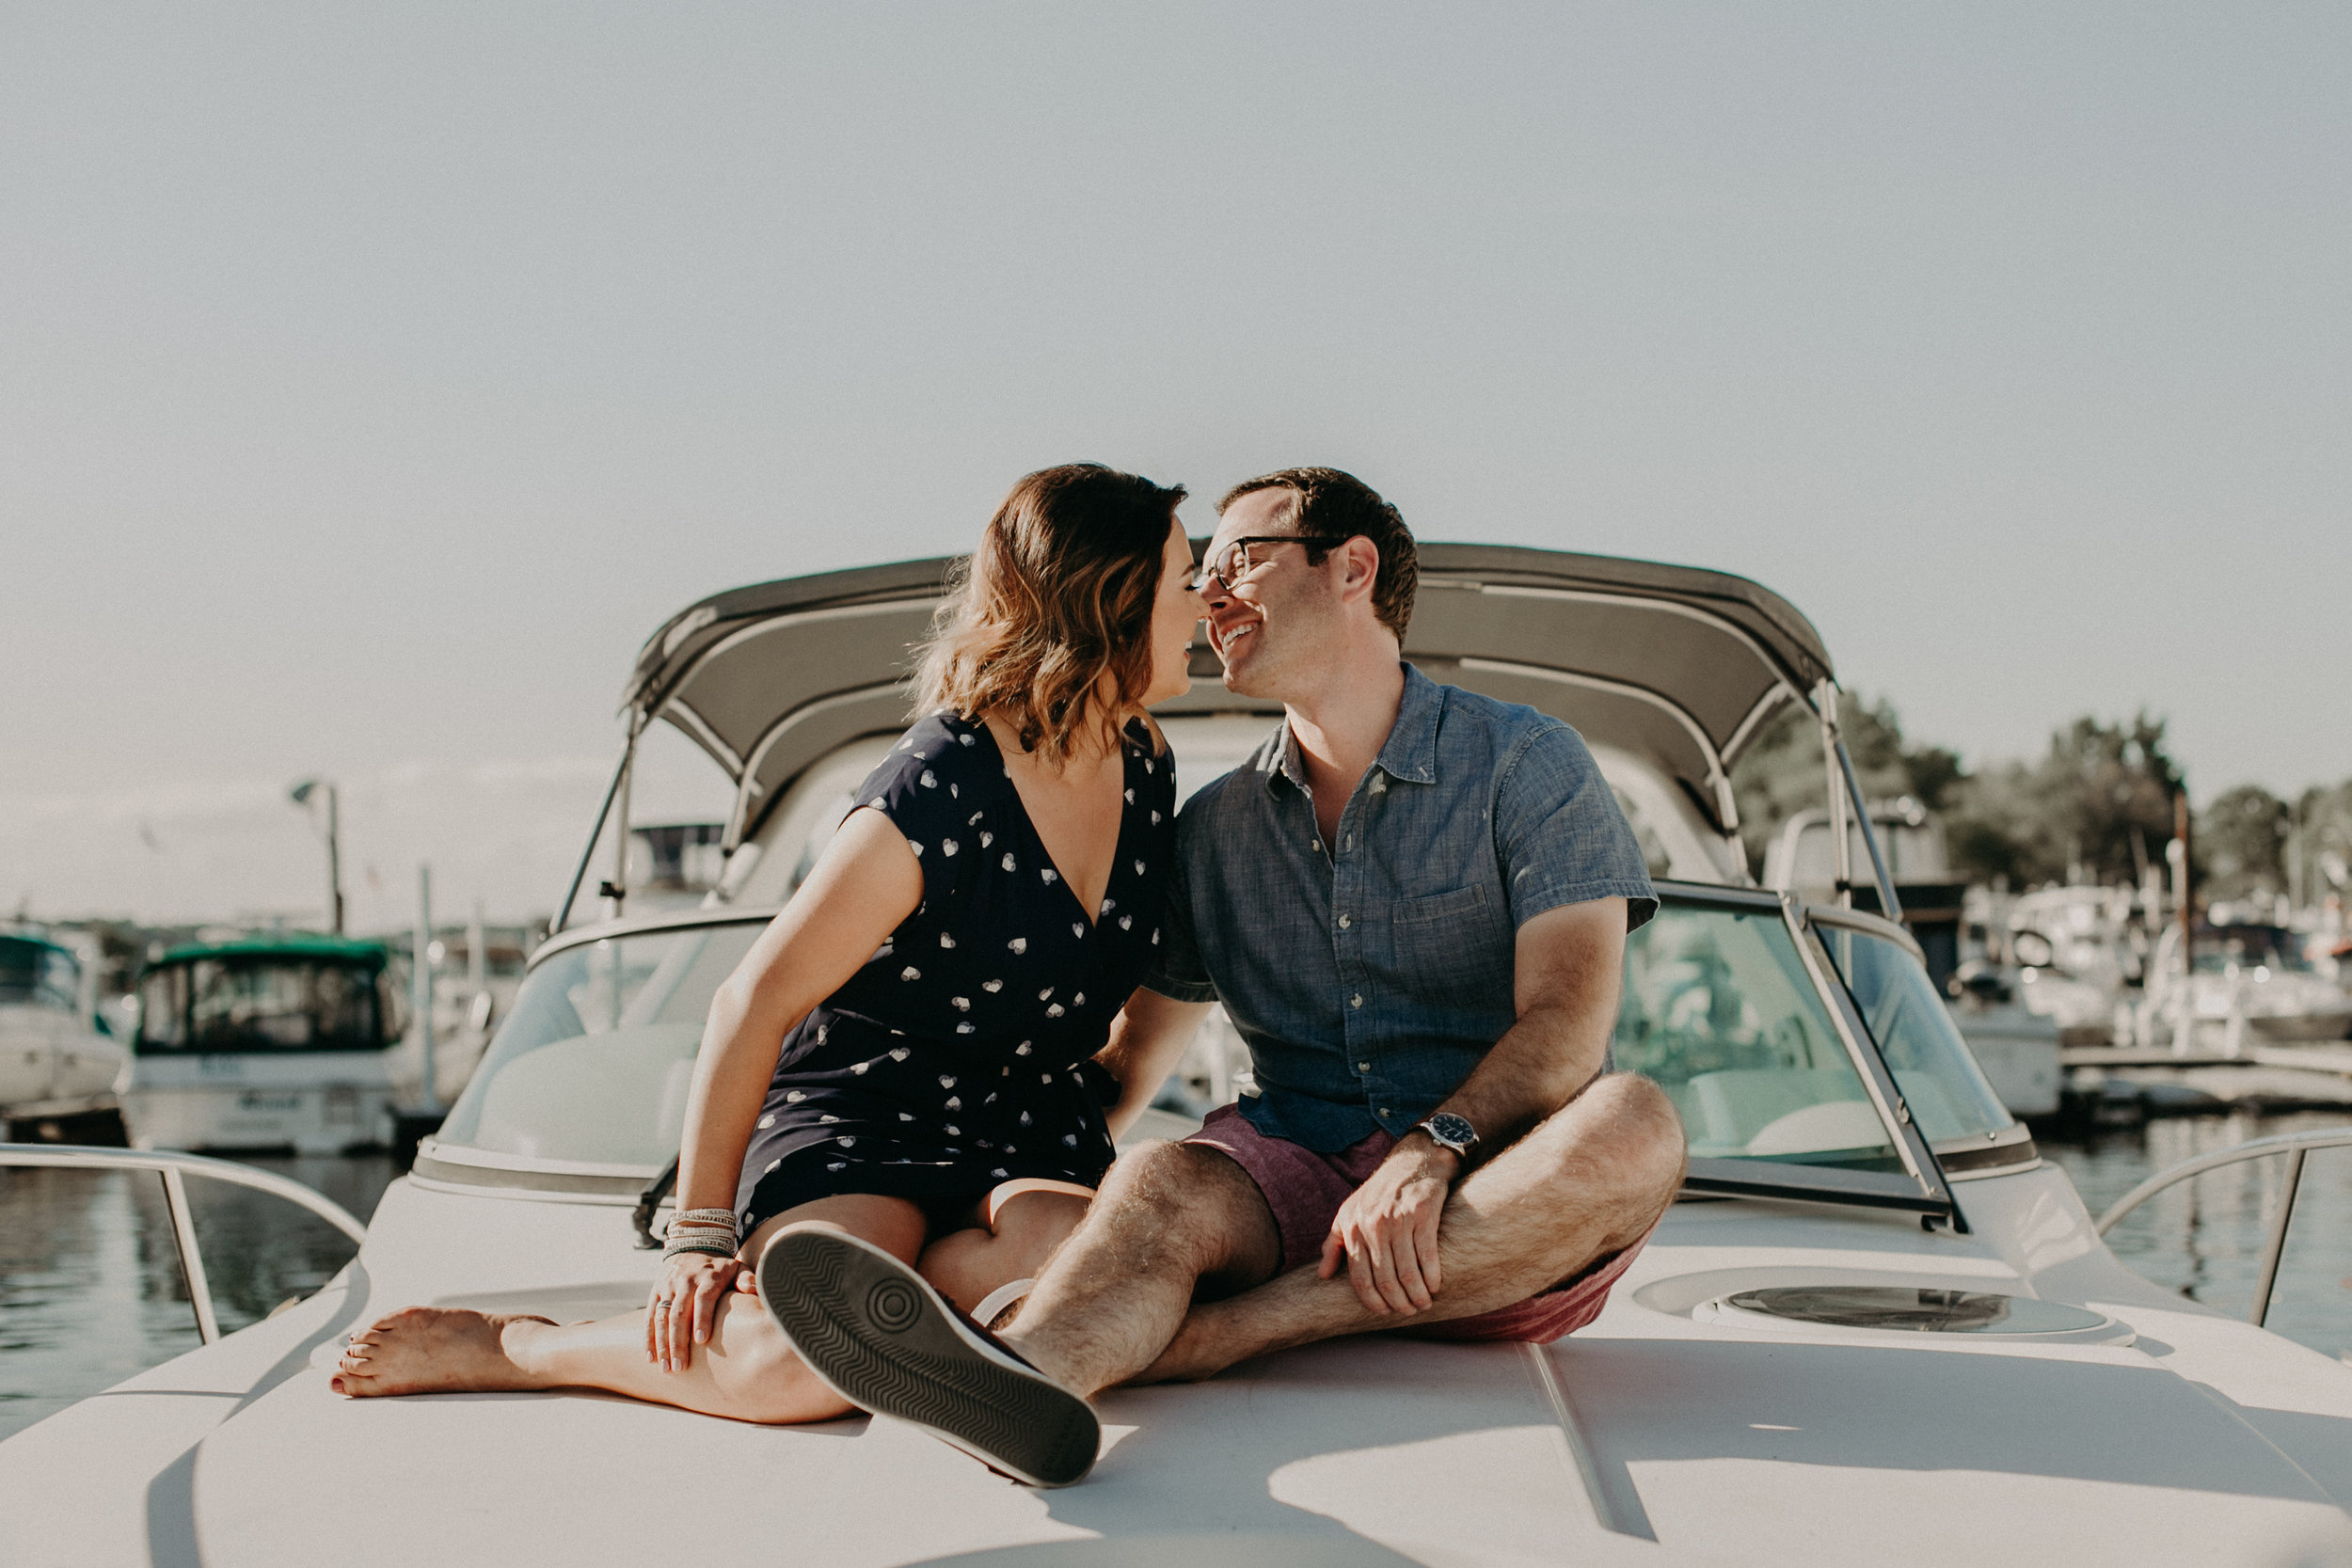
[{"xmin": 1317, "ymin": 1136, "xmax": 1459, "ymax": 1314}]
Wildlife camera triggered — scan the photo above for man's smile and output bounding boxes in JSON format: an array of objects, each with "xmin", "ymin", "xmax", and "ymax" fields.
[{"xmin": 1214, "ymin": 616, "xmax": 1260, "ymax": 659}]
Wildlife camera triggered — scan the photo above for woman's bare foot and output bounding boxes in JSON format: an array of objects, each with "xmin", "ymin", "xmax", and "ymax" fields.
[{"xmin": 332, "ymin": 1307, "xmax": 558, "ymax": 1398}]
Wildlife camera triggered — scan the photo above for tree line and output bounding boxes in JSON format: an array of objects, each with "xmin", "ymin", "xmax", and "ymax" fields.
[{"xmin": 1728, "ymin": 696, "xmax": 2349, "ymax": 907}]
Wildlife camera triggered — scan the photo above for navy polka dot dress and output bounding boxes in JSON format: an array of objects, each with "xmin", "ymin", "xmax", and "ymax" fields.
[{"xmin": 735, "ymin": 711, "xmax": 1176, "ymax": 1236}]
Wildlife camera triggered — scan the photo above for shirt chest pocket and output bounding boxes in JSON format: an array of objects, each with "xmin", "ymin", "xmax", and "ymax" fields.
[{"xmin": 1376, "ymin": 883, "xmax": 1516, "ymax": 1009}]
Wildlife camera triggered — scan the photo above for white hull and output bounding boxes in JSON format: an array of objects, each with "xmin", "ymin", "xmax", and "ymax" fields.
[
  {"xmin": 2248, "ymin": 1008, "xmax": 2352, "ymax": 1044},
  {"xmin": 1947, "ymin": 1002, "xmax": 2062, "ymax": 1117},
  {"xmin": 120, "ymin": 1051, "xmax": 398, "ymax": 1154},
  {"xmin": 0, "ymin": 1004, "xmax": 129, "ymax": 1117}
]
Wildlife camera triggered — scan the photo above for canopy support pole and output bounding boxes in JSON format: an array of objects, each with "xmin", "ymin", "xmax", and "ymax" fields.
[
  {"xmin": 608, "ymin": 716, "xmax": 641, "ymax": 922},
  {"xmin": 1815, "ymin": 681, "xmax": 1854, "ymax": 909},
  {"xmin": 555, "ymin": 735, "xmax": 635, "ymax": 934},
  {"xmin": 1836, "ymin": 737, "xmax": 1903, "ymax": 922}
]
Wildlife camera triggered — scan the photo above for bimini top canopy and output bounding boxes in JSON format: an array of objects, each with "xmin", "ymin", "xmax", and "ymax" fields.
[{"xmin": 621, "ymin": 545, "xmax": 1833, "ymax": 847}]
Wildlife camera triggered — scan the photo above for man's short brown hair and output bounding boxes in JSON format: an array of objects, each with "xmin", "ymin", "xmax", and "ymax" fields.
[{"xmin": 1217, "ymin": 467, "xmax": 1417, "ymax": 640}]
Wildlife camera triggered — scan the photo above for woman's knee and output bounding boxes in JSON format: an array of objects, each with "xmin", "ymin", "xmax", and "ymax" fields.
[{"xmin": 709, "ymin": 1299, "xmax": 852, "ymax": 1425}]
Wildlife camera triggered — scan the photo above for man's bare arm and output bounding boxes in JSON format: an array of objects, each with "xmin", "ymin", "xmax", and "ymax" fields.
[
  {"xmin": 1417, "ymin": 896, "xmax": 1628, "ymax": 1156},
  {"xmin": 1319, "ymin": 896, "xmax": 1629, "ymax": 1315},
  {"xmin": 1096, "ymin": 987, "xmax": 1214, "ymax": 1141}
]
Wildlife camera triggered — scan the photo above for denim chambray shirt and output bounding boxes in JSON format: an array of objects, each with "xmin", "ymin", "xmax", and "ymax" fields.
[{"xmin": 1145, "ymin": 663, "xmax": 1658, "ymax": 1152}]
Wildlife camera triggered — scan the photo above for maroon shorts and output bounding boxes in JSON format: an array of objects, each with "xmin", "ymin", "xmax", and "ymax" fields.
[{"xmin": 1184, "ymin": 1102, "xmax": 1650, "ymax": 1344}]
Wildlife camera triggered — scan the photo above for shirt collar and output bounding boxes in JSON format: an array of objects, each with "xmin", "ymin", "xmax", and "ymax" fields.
[
  {"xmin": 1375, "ymin": 662, "xmax": 1442, "ymax": 785},
  {"xmin": 1263, "ymin": 662, "xmax": 1442, "ymax": 796}
]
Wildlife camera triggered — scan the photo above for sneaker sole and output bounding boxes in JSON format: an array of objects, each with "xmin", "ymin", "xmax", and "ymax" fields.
[{"xmin": 758, "ymin": 1228, "xmax": 1099, "ymax": 1487}]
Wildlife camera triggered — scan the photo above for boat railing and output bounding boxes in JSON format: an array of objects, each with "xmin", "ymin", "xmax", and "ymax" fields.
[
  {"xmin": 2094, "ymin": 1125, "xmax": 2352, "ymax": 1328},
  {"xmin": 0, "ymin": 1143, "xmax": 368, "ymax": 1345}
]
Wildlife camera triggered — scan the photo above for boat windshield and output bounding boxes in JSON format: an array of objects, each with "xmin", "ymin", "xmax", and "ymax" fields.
[
  {"xmin": 1612, "ymin": 901, "xmax": 1901, "ymax": 1171},
  {"xmin": 0, "ymin": 937, "xmax": 78, "ymax": 1011},
  {"xmin": 1815, "ymin": 922, "xmax": 2014, "ymax": 1145},
  {"xmin": 436, "ymin": 922, "xmax": 766, "ymax": 1165},
  {"xmin": 136, "ymin": 955, "xmax": 389, "ymax": 1053}
]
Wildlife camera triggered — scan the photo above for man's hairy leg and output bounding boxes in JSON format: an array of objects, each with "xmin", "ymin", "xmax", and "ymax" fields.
[
  {"xmin": 1000, "ymin": 1139, "xmax": 1281, "ymax": 1399},
  {"xmin": 1139, "ymin": 1074, "xmax": 1685, "ymax": 1383}
]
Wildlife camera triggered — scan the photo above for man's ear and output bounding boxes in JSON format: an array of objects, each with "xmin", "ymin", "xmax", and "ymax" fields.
[{"xmin": 1336, "ymin": 536, "xmax": 1381, "ymax": 604}]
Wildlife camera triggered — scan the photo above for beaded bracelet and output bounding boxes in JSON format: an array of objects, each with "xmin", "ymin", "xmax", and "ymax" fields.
[{"xmin": 660, "ymin": 1206, "xmax": 739, "ymax": 1262}]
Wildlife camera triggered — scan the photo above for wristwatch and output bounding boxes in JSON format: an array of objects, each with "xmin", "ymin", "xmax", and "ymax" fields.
[{"xmin": 1413, "ymin": 1112, "xmax": 1480, "ymax": 1164}]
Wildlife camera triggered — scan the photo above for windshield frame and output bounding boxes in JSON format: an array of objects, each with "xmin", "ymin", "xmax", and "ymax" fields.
[
  {"xmin": 1805, "ymin": 901, "xmax": 2040, "ymax": 1177},
  {"xmin": 1650, "ymin": 882, "xmax": 1963, "ymax": 1224}
]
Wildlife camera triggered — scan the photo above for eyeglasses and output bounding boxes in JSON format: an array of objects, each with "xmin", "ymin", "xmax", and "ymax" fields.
[{"xmin": 1193, "ymin": 534, "xmax": 1354, "ymax": 595}]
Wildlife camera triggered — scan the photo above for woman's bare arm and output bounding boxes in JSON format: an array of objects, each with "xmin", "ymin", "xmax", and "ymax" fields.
[
  {"xmin": 1095, "ymin": 988, "xmax": 1211, "ymax": 1141},
  {"xmin": 670, "ymin": 808, "xmax": 924, "ymax": 1218}
]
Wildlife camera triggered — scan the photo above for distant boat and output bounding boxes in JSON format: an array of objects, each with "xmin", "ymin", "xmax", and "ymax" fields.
[
  {"xmin": 2146, "ymin": 921, "xmax": 2352, "ymax": 1046},
  {"xmin": 119, "ymin": 932, "xmax": 404, "ymax": 1154},
  {"xmin": 0, "ymin": 932, "xmax": 129, "ymax": 1127}
]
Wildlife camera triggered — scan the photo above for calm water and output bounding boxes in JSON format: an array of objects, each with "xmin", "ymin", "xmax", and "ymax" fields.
[
  {"xmin": 0, "ymin": 1152, "xmax": 397, "ymax": 1442},
  {"xmin": 3, "ymin": 1115, "xmax": 2348, "ymax": 1443}
]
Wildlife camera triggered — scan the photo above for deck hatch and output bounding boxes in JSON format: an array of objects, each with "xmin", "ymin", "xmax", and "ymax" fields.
[{"xmin": 1702, "ymin": 1286, "xmax": 2125, "ymax": 1342}]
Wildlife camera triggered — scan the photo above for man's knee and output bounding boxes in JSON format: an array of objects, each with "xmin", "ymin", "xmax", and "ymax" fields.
[
  {"xmin": 1551, "ymin": 1073, "xmax": 1688, "ymax": 1207},
  {"xmin": 1094, "ymin": 1138, "xmax": 1266, "ymax": 1272}
]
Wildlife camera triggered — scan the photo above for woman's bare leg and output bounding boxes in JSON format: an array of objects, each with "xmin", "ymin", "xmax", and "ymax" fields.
[
  {"xmin": 333, "ymin": 1196, "xmax": 926, "ymax": 1424},
  {"xmin": 916, "ymin": 1180, "xmax": 1092, "ymax": 1319}
]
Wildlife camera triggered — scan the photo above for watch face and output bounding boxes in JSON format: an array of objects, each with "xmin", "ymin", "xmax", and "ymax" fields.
[{"xmin": 1425, "ymin": 1113, "xmax": 1477, "ymax": 1151}]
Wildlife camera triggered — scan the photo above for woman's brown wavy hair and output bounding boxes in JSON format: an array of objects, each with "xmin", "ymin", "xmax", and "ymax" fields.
[{"xmin": 914, "ymin": 463, "xmax": 1187, "ymax": 766}]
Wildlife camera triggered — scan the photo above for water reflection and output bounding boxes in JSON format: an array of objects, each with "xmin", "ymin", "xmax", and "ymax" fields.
[{"xmin": 0, "ymin": 1154, "xmax": 395, "ymax": 1442}]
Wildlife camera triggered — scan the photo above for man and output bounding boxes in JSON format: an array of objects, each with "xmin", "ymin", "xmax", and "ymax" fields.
[{"xmin": 761, "ymin": 467, "xmax": 1689, "ymax": 1488}]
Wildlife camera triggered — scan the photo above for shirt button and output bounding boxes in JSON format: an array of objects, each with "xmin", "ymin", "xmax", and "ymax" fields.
[
  {"xmin": 1356, "ymin": 1060, "xmax": 1370, "ymax": 1072},
  {"xmin": 1350, "ymin": 994, "xmax": 1363, "ymax": 1008},
  {"xmin": 1380, "ymin": 1107, "xmax": 1394, "ymax": 1117},
  {"xmin": 1338, "ymin": 914, "xmax": 1351, "ymax": 929},
  {"xmin": 1311, "ymin": 838, "xmax": 1323, "ymax": 852}
]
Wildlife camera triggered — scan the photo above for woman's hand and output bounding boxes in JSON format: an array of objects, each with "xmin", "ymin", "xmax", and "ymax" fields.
[{"xmin": 647, "ymin": 1251, "xmax": 742, "ymax": 1372}]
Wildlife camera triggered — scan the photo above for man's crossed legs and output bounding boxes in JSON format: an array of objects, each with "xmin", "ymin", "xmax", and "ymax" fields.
[{"xmin": 762, "ymin": 1073, "xmax": 1685, "ymax": 1485}]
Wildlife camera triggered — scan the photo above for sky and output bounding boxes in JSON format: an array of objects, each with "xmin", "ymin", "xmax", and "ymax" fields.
[{"xmin": 5, "ymin": 3, "xmax": 2347, "ymax": 927}]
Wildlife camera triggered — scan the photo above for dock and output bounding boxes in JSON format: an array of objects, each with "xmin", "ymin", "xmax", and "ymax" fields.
[{"xmin": 2060, "ymin": 1042, "xmax": 2352, "ymax": 1115}]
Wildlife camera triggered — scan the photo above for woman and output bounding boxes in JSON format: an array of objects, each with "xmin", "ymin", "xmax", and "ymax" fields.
[{"xmin": 332, "ymin": 463, "xmax": 1204, "ymax": 1423}]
